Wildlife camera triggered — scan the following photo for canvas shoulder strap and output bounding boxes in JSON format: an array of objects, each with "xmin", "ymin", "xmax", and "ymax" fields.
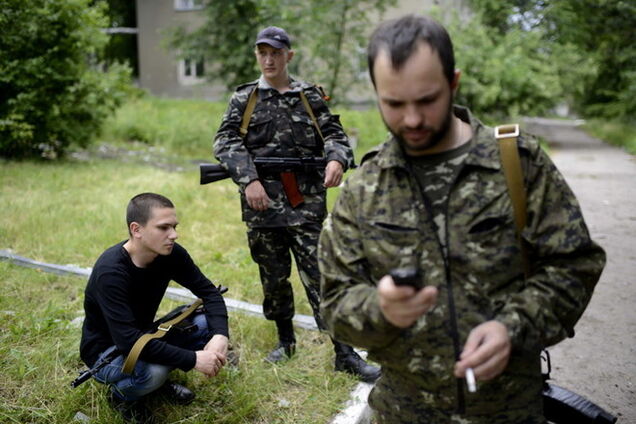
[
  {"xmin": 238, "ymin": 85, "xmax": 325, "ymax": 144},
  {"xmin": 495, "ymin": 124, "xmax": 530, "ymax": 277},
  {"xmin": 239, "ymin": 87, "xmax": 258, "ymax": 138},
  {"xmin": 121, "ymin": 298, "xmax": 203, "ymax": 374}
]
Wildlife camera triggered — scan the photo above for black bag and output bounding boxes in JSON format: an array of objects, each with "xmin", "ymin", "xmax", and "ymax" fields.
[{"xmin": 541, "ymin": 351, "xmax": 617, "ymax": 424}]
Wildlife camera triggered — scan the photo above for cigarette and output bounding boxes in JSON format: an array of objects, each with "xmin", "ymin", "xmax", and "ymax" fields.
[{"xmin": 465, "ymin": 368, "xmax": 477, "ymax": 393}]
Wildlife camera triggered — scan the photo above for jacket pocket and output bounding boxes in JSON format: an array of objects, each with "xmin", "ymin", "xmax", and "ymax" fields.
[
  {"xmin": 245, "ymin": 114, "xmax": 272, "ymax": 148},
  {"xmin": 291, "ymin": 114, "xmax": 318, "ymax": 149},
  {"xmin": 360, "ymin": 220, "xmax": 422, "ymax": 279}
]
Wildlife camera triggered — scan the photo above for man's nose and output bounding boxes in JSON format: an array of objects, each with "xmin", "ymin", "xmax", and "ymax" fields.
[
  {"xmin": 403, "ymin": 105, "xmax": 423, "ymax": 128},
  {"xmin": 169, "ymin": 228, "xmax": 178, "ymax": 240}
]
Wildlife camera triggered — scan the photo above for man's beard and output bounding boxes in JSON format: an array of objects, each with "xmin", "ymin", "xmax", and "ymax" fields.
[{"xmin": 387, "ymin": 101, "xmax": 454, "ymax": 154}]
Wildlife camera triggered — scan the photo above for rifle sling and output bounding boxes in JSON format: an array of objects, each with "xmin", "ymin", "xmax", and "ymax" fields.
[
  {"xmin": 495, "ymin": 124, "xmax": 530, "ymax": 278},
  {"xmin": 239, "ymin": 88, "xmax": 258, "ymax": 137},
  {"xmin": 121, "ymin": 298, "xmax": 203, "ymax": 375},
  {"xmin": 239, "ymin": 86, "xmax": 325, "ymax": 144}
]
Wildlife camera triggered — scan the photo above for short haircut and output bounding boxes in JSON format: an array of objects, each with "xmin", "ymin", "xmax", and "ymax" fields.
[
  {"xmin": 367, "ymin": 14, "xmax": 455, "ymax": 87},
  {"xmin": 126, "ymin": 193, "xmax": 174, "ymax": 234}
]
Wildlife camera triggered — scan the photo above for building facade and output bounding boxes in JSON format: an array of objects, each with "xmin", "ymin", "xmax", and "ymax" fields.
[{"xmin": 135, "ymin": 0, "xmax": 467, "ymax": 101}]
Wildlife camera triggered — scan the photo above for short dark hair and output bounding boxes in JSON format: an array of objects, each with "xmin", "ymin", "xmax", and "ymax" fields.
[
  {"xmin": 367, "ymin": 14, "xmax": 455, "ymax": 87},
  {"xmin": 126, "ymin": 193, "xmax": 174, "ymax": 234}
]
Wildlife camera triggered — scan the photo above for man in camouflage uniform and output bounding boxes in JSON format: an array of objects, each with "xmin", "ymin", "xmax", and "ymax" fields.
[
  {"xmin": 318, "ymin": 15, "xmax": 606, "ymax": 423},
  {"xmin": 213, "ymin": 26, "xmax": 380, "ymax": 382}
]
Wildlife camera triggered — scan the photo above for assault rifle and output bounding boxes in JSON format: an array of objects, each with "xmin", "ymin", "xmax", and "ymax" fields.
[{"xmin": 199, "ymin": 156, "xmax": 327, "ymax": 185}]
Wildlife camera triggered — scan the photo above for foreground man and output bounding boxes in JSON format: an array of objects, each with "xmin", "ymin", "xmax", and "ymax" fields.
[
  {"xmin": 80, "ymin": 193, "xmax": 229, "ymax": 423},
  {"xmin": 214, "ymin": 26, "xmax": 379, "ymax": 382},
  {"xmin": 319, "ymin": 14, "xmax": 605, "ymax": 423}
]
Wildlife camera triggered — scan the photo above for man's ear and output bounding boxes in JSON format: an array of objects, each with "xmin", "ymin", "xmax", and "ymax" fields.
[
  {"xmin": 129, "ymin": 221, "xmax": 142, "ymax": 239},
  {"xmin": 287, "ymin": 49, "xmax": 295, "ymax": 63},
  {"xmin": 451, "ymin": 69, "xmax": 461, "ymax": 95}
]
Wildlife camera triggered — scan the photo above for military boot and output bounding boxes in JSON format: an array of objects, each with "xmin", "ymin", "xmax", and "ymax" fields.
[
  {"xmin": 333, "ymin": 341, "xmax": 381, "ymax": 383},
  {"xmin": 265, "ymin": 318, "xmax": 296, "ymax": 363}
]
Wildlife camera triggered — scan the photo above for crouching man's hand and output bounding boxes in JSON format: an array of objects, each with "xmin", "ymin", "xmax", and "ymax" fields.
[{"xmin": 195, "ymin": 334, "xmax": 229, "ymax": 377}]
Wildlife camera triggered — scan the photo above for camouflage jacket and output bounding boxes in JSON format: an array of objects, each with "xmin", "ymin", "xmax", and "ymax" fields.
[
  {"xmin": 318, "ymin": 106, "xmax": 606, "ymax": 420},
  {"xmin": 213, "ymin": 77, "xmax": 353, "ymax": 228}
]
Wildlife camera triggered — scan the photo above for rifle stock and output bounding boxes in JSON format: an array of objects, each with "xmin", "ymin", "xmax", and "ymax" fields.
[{"xmin": 199, "ymin": 157, "xmax": 327, "ymax": 185}]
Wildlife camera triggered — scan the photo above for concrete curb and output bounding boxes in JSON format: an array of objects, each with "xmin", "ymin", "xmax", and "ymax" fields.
[{"xmin": 0, "ymin": 249, "xmax": 371, "ymax": 423}]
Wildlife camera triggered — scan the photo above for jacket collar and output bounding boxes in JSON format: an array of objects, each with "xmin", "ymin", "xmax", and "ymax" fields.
[{"xmin": 374, "ymin": 105, "xmax": 502, "ymax": 172}]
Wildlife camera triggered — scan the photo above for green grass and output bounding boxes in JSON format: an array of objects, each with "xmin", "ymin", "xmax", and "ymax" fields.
[
  {"xmin": 0, "ymin": 262, "xmax": 356, "ymax": 424},
  {"xmin": 0, "ymin": 95, "xmax": 388, "ymax": 423},
  {"xmin": 583, "ymin": 118, "xmax": 636, "ymax": 155}
]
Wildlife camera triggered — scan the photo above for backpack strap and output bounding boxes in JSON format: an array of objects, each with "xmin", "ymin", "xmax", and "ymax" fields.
[{"xmin": 495, "ymin": 124, "xmax": 530, "ymax": 277}]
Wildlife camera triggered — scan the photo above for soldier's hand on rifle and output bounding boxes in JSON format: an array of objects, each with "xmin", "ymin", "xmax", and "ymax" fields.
[
  {"xmin": 245, "ymin": 180, "xmax": 271, "ymax": 211},
  {"xmin": 378, "ymin": 274, "xmax": 438, "ymax": 328},
  {"xmin": 324, "ymin": 160, "xmax": 344, "ymax": 188},
  {"xmin": 454, "ymin": 320, "xmax": 511, "ymax": 381}
]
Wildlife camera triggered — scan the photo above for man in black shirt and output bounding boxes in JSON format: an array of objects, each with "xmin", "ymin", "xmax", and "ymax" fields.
[{"xmin": 80, "ymin": 193, "xmax": 229, "ymax": 423}]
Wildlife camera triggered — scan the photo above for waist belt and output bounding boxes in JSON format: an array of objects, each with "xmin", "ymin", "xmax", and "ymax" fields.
[{"xmin": 121, "ymin": 298, "xmax": 203, "ymax": 374}]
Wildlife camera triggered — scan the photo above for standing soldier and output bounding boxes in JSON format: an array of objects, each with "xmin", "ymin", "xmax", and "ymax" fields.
[{"xmin": 213, "ymin": 26, "xmax": 380, "ymax": 382}]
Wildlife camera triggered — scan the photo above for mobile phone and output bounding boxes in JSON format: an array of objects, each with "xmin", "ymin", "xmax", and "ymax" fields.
[{"xmin": 389, "ymin": 267, "xmax": 423, "ymax": 289}]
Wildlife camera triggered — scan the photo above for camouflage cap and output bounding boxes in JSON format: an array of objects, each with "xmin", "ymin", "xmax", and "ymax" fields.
[{"xmin": 255, "ymin": 26, "xmax": 291, "ymax": 49}]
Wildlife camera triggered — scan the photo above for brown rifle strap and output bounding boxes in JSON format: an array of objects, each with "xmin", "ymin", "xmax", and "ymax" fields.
[
  {"xmin": 239, "ymin": 88, "xmax": 258, "ymax": 138},
  {"xmin": 121, "ymin": 298, "xmax": 203, "ymax": 375},
  {"xmin": 299, "ymin": 91, "xmax": 326, "ymax": 144},
  {"xmin": 495, "ymin": 124, "xmax": 530, "ymax": 278},
  {"xmin": 238, "ymin": 87, "xmax": 324, "ymax": 144}
]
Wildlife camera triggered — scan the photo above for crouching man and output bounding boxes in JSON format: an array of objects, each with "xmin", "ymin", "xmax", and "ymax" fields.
[{"xmin": 80, "ymin": 193, "xmax": 229, "ymax": 423}]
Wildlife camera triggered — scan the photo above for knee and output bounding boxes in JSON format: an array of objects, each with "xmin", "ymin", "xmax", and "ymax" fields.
[{"xmin": 134, "ymin": 362, "xmax": 171, "ymax": 393}]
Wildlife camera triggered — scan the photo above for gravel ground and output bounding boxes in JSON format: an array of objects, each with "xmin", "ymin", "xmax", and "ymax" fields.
[{"xmin": 523, "ymin": 118, "xmax": 635, "ymax": 423}]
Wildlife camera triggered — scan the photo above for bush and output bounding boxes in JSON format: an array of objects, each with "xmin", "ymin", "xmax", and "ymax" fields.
[{"xmin": 0, "ymin": 0, "xmax": 132, "ymax": 159}]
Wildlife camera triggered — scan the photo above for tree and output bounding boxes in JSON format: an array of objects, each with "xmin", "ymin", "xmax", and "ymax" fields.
[
  {"xmin": 0, "ymin": 0, "xmax": 132, "ymax": 159},
  {"xmin": 466, "ymin": 0, "xmax": 636, "ymax": 120},
  {"xmin": 168, "ymin": 0, "xmax": 396, "ymax": 103}
]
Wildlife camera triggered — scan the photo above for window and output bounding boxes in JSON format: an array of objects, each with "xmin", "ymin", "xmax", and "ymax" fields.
[
  {"xmin": 178, "ymin": 57, "xmax": 205, "ymax": 85},
  {"xmin": 174, "ymin": 0, "xmax": 203, "ymax": 11}
]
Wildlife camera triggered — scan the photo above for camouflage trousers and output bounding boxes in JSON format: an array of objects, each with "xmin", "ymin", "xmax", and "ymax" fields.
[{"xmin": 247, "ymin": 222, "xmax": 324, "ymax": 329}]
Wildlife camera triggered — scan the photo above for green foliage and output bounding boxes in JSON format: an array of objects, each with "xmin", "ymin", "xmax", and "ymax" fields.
[
  {"xmin": 583, "ymin": 119, "xmax": 636, "ymax": 155},
  {"xmin": 466, "ymin": 0, "xmax": 636, "ymax": 121},
  {"xmin": 0, "ymin": 0, "xmax": 132, "ymax": 159},
  {"xmin": 100, "ymin": 96, "xmax": 228, "ymax": 157},
  {"xmin": 442, "ymin": 9, "xmax": 563, "ymax": 121},
  {"xmin": 168, "ymin": 0, "xmax": 396, "ymax": 102}
]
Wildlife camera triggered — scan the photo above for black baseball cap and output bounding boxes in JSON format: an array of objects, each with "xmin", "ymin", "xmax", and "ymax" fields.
[{"xmin": 255, "ymin": 26, "xmax": 291, "ymax": 49}]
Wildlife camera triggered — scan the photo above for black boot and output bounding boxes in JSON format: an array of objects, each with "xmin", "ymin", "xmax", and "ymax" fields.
[
  {"xmin": 265, "ymin": 319, "xmax": 296, "ymax": 363},
  {"xmin": 333, "ymin": 341, "xmax": 381, "ymax": 383},
  {"xmin": 108, "ymin": 392, "xmax": 156, "ymax": 424}
]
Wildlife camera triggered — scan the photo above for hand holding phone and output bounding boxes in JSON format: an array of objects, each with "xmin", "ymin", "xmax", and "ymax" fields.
[{"xmin": 389, "ymin": 267, "xmax": 423, "ymax": 289}]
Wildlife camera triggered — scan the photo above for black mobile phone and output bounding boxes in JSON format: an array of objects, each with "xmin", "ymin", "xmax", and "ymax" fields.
[{"xmin": 389, "ymin": 267, "xmax": 423, "ymax": 289}]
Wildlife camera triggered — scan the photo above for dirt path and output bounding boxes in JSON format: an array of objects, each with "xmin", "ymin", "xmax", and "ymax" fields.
[{"xmin": 523, "ymin": 118, "xmax": 636, "ymax": 423}]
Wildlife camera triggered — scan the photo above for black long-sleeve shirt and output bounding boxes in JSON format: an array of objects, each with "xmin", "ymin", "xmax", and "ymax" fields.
[{"xmin": 80, "ymin": 241, "xmax": 229, "ymax": 370}]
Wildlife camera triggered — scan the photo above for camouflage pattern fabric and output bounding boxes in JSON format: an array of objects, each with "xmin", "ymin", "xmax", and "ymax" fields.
[
  {"xmin": 214, "ymin": 76, "xmax": 352, "ymax": 324},
  {"xmin": 318, "ymin": 106, "xmax": 606, "ymax": 423},
  {"xmin": 247, "ymin": 223, "xmax": 324, "ymax": 329},
  {"xmin": 213, "ymin": 77, "xmax": 353, "ymax": 228}
]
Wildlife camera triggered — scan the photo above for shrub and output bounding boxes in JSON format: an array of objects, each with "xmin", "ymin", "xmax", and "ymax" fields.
[{"xmin": 0, "ymin": 0, "xmax": 132, "ymax": 159}]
